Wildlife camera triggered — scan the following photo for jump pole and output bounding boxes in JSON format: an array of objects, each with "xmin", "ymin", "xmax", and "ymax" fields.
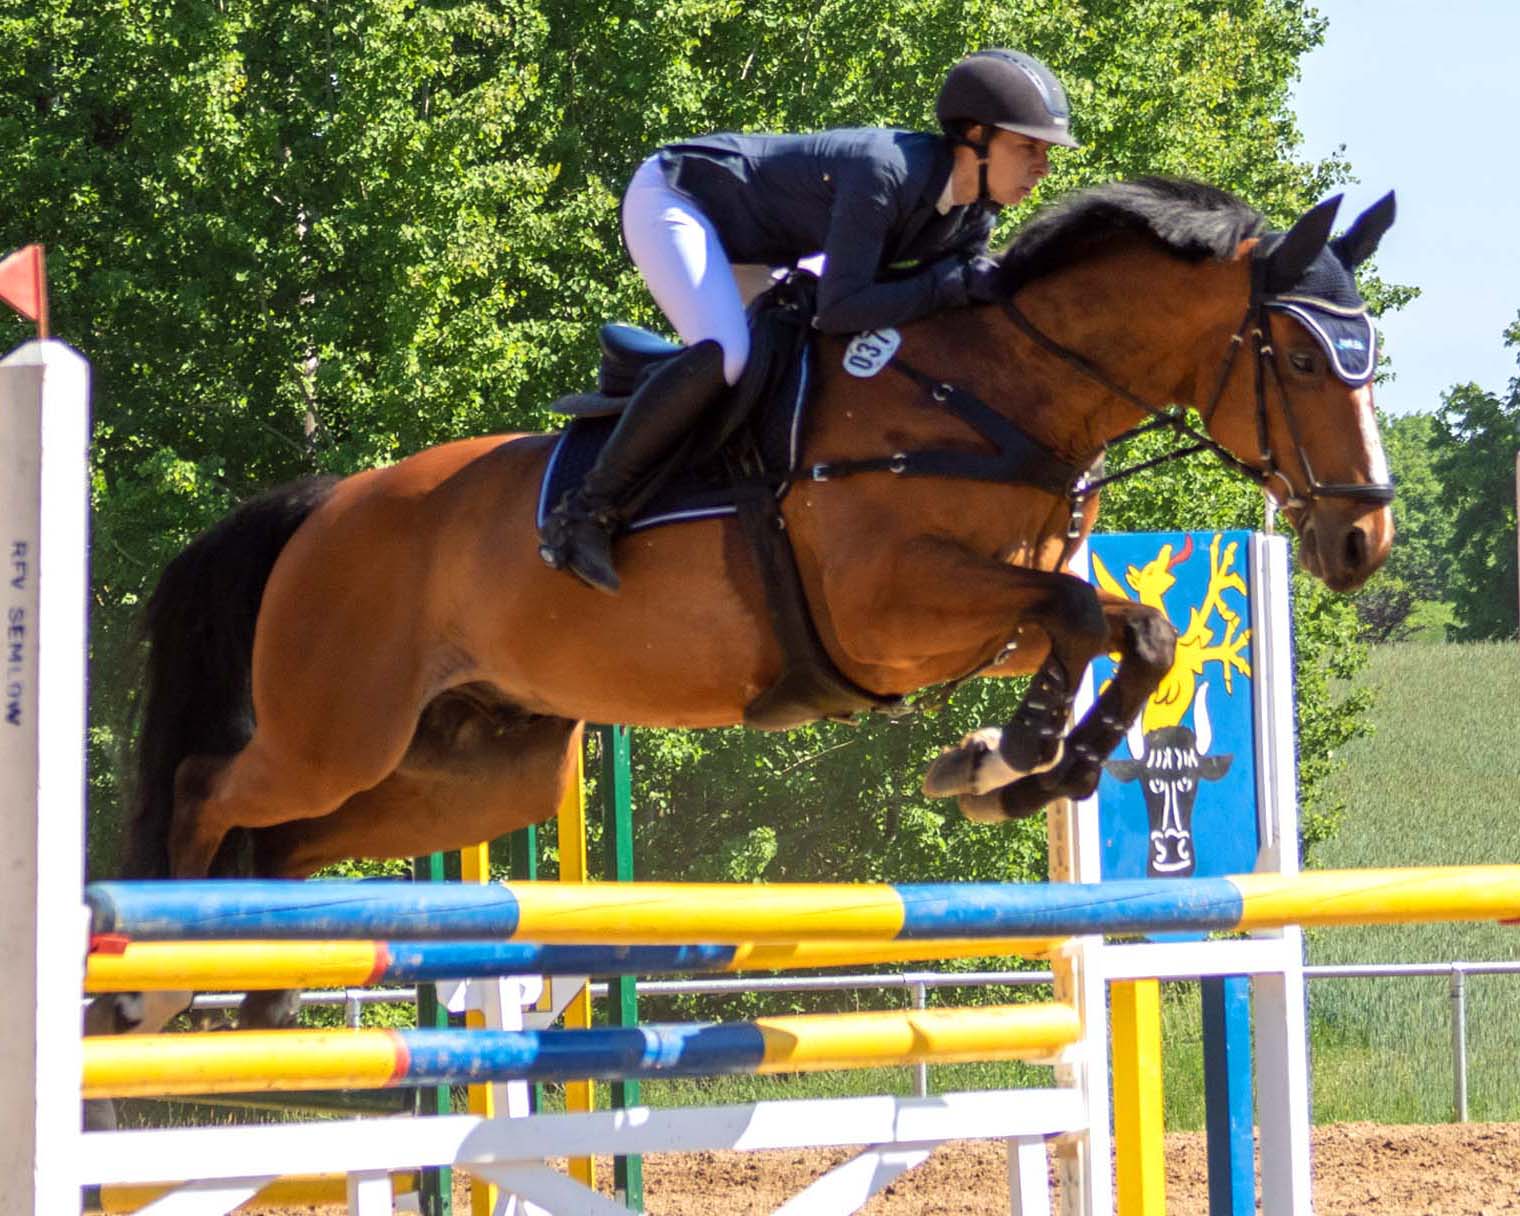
[
  {"xmin": 84, "ymin": 935, "xmax": 1062, "ymax": 991},
  {"xmin": 0, "ymin": 329, "xmax": 90, "ymax": 1216},
  {"xmin": 86, "ymin": 866, "xmax": 1520, "ymax": 942}
]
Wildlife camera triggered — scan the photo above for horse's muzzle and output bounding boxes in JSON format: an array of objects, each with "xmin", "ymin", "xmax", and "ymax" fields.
[{"xmin": 1295, "ymin": 501, "xmax": 1393, "ymax": 592}]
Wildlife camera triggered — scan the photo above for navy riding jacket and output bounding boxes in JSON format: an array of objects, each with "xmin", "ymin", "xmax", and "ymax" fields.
[{"xmin": 653, "ymin": 128, "xmax": 998, "ymax": 333}]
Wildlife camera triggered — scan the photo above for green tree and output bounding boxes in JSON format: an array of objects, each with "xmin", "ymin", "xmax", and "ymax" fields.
[
  {"xmin": 1430, "ymin": 319, "xmax": 1520, "ymax": 641},
  {"xmin": 1354, "ymin": 411, "xmax": 1456, "ymax": 642}
]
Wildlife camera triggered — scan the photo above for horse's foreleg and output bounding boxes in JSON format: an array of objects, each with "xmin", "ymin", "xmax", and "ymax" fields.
[
  {"xmin": 921, "ymin": 569, "xmax": 1111, "ymax": 799},
  {"xmin": 956, "ymin": 597, "xmax": 1177, "ymax": 821}
]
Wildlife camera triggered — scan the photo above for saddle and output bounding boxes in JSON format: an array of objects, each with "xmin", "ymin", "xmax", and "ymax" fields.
[
  {"xmin": 541, "ymin": 278, "xmax": 810, "ymax": 529},
  {"xmin": 539, "ymin": 276, "xmax": 905, "ymax": 730}
]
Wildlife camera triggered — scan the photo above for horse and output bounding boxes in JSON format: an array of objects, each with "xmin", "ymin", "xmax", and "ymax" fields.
[{"xmin": 92, "ymin": 177, "xmax": 1395, "ymax": 1044}]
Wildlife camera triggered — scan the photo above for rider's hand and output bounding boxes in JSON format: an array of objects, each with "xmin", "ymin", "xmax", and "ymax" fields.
[{"xmin": 961, "ymin": 255, "xmax": 1004, "ymax": 304}]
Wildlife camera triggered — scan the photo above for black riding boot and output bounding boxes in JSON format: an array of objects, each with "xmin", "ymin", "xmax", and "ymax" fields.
[{"xmin": 540, "ymin": 338, "xmax": 727, "ymax": 594}]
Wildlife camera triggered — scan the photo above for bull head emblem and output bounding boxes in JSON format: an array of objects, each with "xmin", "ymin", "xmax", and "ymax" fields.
[{"xmin": 1106, "ymin": 682, "xmax": 1233, "ymax": 876}]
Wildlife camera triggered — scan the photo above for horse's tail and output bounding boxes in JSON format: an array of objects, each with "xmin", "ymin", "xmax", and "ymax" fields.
[{"xmin": 122, "ymin": 476, "xmax": 340, "ymax": 879}]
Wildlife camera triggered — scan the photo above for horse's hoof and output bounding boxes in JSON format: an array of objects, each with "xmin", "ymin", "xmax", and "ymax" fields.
[
  {"xmin": 84, "ymin": 992, "xmax": 143, "ymax": 1035},
  {"xmin": 965, "ymin": 754, "xmax": 1103, "ymax": 822},
  {"xmin": 999, "ymin": 727, "xmax": 1065, "ymax": 778},
  {"xmin": 956, "ymin": 790, "xmax": 1020, "ymax": 823},
  {"xmin": 992, "ymin": 777, "xmax": 1062, "ymax": 820},
  {"xmin": 239, "ymin": 988, "xmax": 303, "ymax": 1030},
  {"xmin": 83, "ymin": 1098, "xmax": 118, "ymax": 1132},
  {"xmin": 922, "ymin": 727, "xmax": 1005, "ymax": 797}
]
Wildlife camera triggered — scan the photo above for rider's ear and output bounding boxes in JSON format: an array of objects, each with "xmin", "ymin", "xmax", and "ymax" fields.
[
  {"xmin": 1263, "ymin": 194, "xmax": 1342, "ymax": 293},
  {"xmin": 1329, "ymin": 191, "xmax": 1396, "ymax": 268}
]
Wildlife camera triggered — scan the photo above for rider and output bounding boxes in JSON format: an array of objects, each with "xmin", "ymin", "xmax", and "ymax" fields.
[{"xmin": 541, "ymin": 48, "xmax": 1079, "ymax": 594}]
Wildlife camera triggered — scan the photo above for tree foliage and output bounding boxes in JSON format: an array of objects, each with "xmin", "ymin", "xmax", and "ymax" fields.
[
  {"xmin": 0, "ymin": 0, "xmax": 1379, "ymax": 877},
  {"xmin": 1356, "ymin": 319, "xmax": 1520, "ymax": 645},
  {"xmin": 1354, "ymin": 412, "xmax": 1454, "ymax": 642},
  {"xmin": 1429, "ymin": 321, "xmax": 1520, "ymax": 641}
]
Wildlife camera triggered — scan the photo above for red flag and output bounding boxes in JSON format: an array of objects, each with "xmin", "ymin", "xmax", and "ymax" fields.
[{"xmin": 0, "ymin": 243, "xmax": 49, "ymax": 337}]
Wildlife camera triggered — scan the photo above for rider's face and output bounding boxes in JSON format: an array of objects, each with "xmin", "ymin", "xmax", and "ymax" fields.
[{"xmin": 984, "ymin": 131, "xmax": 1051, "ymax": 206}]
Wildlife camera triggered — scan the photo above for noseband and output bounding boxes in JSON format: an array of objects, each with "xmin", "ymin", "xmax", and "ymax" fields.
[{"xmin": 1001, "ymin": 254, "xmax": 1397, "ymax": 514}]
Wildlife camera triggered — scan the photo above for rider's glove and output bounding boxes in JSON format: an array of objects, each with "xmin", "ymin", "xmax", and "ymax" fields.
[{"xmin": 961, "ymin": 255, "xmax": 1004, "ymax": 304}]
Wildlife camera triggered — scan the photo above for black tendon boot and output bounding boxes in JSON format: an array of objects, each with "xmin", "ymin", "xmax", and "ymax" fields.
[{"xmin": 540, "ymin": 339, "xmax": 727, "ymax": 594}]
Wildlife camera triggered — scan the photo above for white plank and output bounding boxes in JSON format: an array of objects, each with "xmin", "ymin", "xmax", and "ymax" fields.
[
  {"xmin": 1007, "ymin": 1136, "xmax": 1051, "ymax": 1216},
  {"xmin": 1100, "ymin": 935, "xmax": 1304, "ymax": 982},
  {"xmin": 475, "ymin": 1163, "xmax": 631, "ymax": 1215},
  {"xmin": 346, "ymin": 1169, "xmax": 393, "ymax": 1215},
  {"xmin": 1255, "ymin": 931, "xmax": 1313, "ymax": 1216},
  {"xmin": 136, "ymin": 1177, "xmax": 270, "ymax": 1215},
  {"xmin": 772, "ymin": 1143, "xmax": 934, "ymax": 1214},
  {"xmin": 81, "ymin": 1090, "xmax": 1088, "ymax": 1185}
]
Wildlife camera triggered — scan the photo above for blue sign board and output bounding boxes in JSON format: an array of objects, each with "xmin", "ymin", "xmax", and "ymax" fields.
[{"xmin": 1084, "ymin": 530, "xmax": 1263, "ymax": 883}]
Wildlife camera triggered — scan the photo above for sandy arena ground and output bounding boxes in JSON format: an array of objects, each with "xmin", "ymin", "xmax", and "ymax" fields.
[{"xmin": 247, "ymin": 1120, "xmax": 1520, "ymax": 1214}]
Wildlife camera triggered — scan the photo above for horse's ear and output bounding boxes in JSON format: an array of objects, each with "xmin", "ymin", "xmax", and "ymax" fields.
[
  {"xmin": 1330, "ymin": 191, "xmax": 1397, "ymax": 268},
  {"xmin": 1263, "ymin": 194, "xmax": 1342, "ymax": 293}
]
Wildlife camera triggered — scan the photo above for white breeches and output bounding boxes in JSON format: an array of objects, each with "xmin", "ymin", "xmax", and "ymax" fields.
[{"xmin": 621, "ymin": 156, "xmax": 763, "ymax": 385}]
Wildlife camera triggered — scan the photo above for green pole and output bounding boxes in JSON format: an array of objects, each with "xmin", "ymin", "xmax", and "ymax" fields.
[
  {"xmin": 411, "ymin": 853, "xmax": 453, "ymax": 1216},
  {"xmin": 508, "ymin": 824, "xmax": 538, "ymax": 881},
  {"xmin": 598, "ymin": 724, "xmax": 643, "ymax": 1212}
]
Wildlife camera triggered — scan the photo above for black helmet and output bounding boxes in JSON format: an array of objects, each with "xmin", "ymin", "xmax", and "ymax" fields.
[{"xmin": 936, "ymin": 49, "xmax": 1079, "ymax": 148}]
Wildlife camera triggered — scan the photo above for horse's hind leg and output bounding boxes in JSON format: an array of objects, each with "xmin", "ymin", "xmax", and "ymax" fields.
[
  {"xmin": 233, "ymin": 707, "xmax": 583, "ymax": 1030},
  {"xmin": 252, "ymin": 711, "xmax": 584, "ymax": 878},
  {"xmin": 958, "ymin": 598, "xmax": 1177, "ymax": 821},
  {"xmin": 167, "ymin": 659, "xmax": 440, "ymax": 880},
  {"xmin": 89, "ymin": 683, "xmax": 432, "ymax": 1044}
]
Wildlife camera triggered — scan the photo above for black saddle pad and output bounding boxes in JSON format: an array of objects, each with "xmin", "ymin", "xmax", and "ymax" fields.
[{"xmin": 537, "ymin": 325, "xmax": 814, "ymax": 535}]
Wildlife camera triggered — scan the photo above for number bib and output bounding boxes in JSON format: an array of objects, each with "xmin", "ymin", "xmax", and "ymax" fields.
[{"xmin": 842, "ymin": 328, "xmax": 901, "ymax": 378}]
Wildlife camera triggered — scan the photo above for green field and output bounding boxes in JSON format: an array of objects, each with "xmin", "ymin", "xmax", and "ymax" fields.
[{"xmin": 1303, "ymin": 640, "xmax": 1520, "ymax": 1123}]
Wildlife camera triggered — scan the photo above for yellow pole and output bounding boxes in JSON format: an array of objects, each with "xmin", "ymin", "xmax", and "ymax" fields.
[
  {"xmin": 88, "ymin": 1173, "xmax": 420, "ymax": 1213},
  {"xmin": 459, "ymin": 839, "xmax": 497, "ymax": 1216},
  {"xmin": 557, "ymin": 744, "xmax": 596, "ymax": 1190},
  {"xmin": 1111, "ymin": 978, "xmax": 1166, "ymax": 1216}
]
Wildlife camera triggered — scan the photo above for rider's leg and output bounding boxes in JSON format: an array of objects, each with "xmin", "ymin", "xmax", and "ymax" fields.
[
  {"xmin": 621, "ymin": 155, "xmax": 751, "ymax": 382},
  {"xmin": 540, "ymin": 159, "xmax": 745, "ymax": 594},
  {"xmin": 540, "ymin": 338, "xmax": 725, "ymax": 593}
]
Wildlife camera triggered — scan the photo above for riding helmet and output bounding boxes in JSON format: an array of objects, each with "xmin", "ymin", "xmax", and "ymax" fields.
[{"xmin": 936, "ymin": 49, "xmax": 1080, "ymax": 148}]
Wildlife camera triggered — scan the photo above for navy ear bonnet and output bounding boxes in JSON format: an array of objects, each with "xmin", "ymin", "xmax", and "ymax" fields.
[{"xmin": 1262, "ymin": 243, "xmax": 1377, "ymax": 386}]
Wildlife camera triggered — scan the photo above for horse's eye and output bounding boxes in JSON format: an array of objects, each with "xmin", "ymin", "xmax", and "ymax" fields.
[{"xmin": 1288, "ymin": 351, "xmax": 1316, "ymax": 374}]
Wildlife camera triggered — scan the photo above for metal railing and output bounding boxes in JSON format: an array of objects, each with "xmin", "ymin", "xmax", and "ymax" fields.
[{"xmin": 172, "ymin": 960, "xmax": 1520, "ymax": 1120}]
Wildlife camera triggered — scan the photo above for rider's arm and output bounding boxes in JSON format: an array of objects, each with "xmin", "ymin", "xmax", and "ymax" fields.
[{"xmin": 812, "ymin": 162, "xmax": 980, "ymax": 334}]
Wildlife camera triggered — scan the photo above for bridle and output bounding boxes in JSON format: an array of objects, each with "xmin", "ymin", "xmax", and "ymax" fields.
[{"xmin": 1002, "ymin": 252, "xmax": 1397, "ymax": 527}]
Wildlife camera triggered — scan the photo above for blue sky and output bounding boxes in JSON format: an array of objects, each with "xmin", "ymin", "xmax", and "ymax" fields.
[{"xmin": 1292, "ymin": 1, "xmax": 1520, "ymax": 416}]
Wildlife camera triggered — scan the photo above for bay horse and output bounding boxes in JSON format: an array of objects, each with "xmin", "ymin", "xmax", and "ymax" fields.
[{"xmin": 95, "ymin": 178, "xmax": 1395, "ymax": 1040}]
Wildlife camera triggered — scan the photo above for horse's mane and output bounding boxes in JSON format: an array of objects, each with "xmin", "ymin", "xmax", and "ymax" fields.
[{"xmin": 994, "ymin": 177, "xmax": 1267, "ymax": 291}]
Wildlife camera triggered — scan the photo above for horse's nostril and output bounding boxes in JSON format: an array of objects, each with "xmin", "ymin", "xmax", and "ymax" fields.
[{"xmin": 1344, "ymin": 526, "xmax": 1367, "ymax": 570}]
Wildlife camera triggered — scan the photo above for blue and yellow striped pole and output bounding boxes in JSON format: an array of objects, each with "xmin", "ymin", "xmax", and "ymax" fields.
[
  {"xmin": 86, "ymin": 867, "xmax": 1520, "ymax": 943},
  {"xmin": 85, "ymin": 936, "xmax": 1061, "ymax": 992},
  {"xmin": 83, "ymin": 1002, "xmax": 1082, "ymax": 1100}
]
